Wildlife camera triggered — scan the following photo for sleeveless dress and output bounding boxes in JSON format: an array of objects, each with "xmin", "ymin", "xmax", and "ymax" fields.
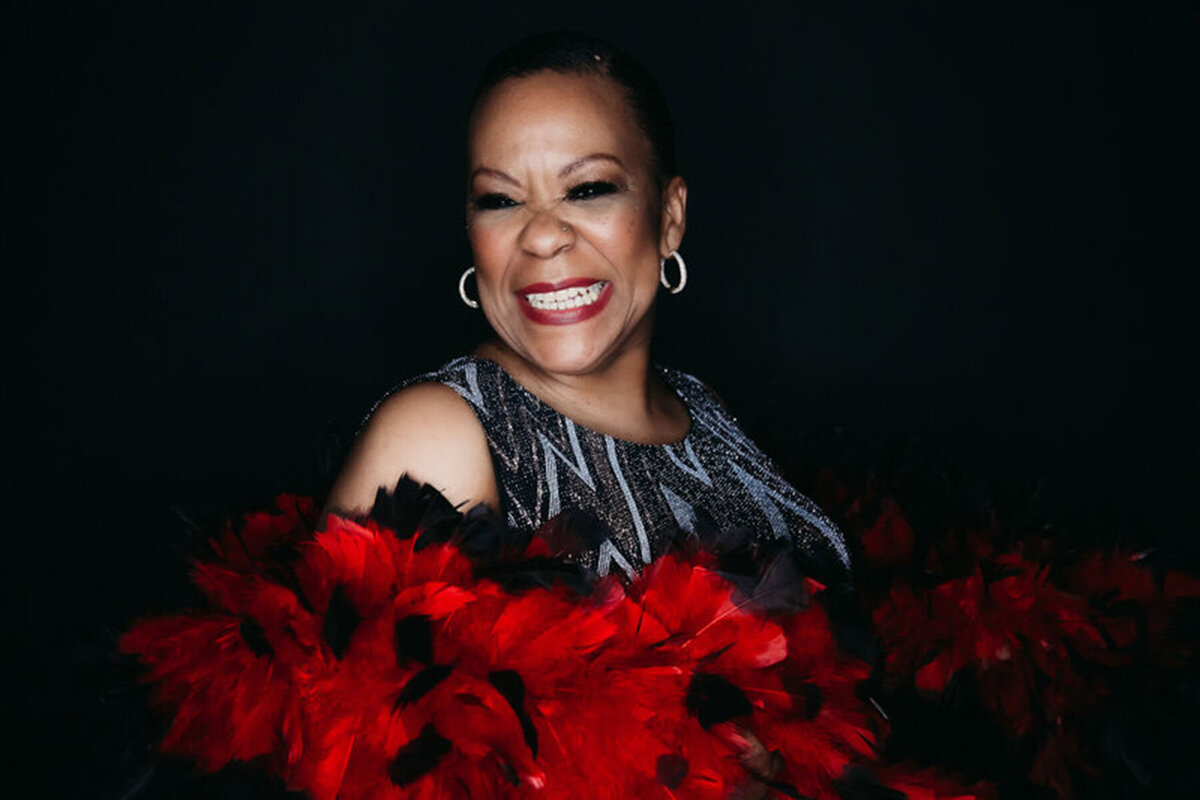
[{"xmin": 374, "ymin": 356, "xmax": 850, "ymax": 581}]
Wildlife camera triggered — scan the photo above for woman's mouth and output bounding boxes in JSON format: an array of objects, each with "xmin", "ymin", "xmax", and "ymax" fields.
[
  {"xmin": 524, "ymin": 281, "xmax": 607, "ymax": 310},
  {"xmin": 516, "ymin": 278, "xmax": 612, "ymax": 325}
]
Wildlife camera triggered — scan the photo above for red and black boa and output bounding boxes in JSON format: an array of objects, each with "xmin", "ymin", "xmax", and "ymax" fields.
[{"xmin": 120, "ymin": 476, "xmax": 1199, "ymax": 798}]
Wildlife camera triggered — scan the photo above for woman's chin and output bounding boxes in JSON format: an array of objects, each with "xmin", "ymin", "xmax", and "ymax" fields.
[{"xmin": 513, "ymin": 338, "xmax": 618, "ymax": 378}]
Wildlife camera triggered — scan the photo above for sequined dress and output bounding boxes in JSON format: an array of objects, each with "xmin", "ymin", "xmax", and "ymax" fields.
[{"xmin": 376, "ymin": 356, "xmax": 849, "ymax": 580}]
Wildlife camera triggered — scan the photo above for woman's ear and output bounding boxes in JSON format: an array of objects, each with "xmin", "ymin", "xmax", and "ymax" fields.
[{"xmin": 659, "ymin": 176, "xmax": 688, "ymax": 256}]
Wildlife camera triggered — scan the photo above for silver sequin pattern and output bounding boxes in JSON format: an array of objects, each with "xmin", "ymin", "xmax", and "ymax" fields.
[{"xmin": 374, "ymin": 356, "xmax": 850, "ymax": 579}]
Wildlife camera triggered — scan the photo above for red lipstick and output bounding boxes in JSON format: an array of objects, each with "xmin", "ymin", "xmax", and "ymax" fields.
[{"xmin": 515, "ymin": 277, "xmax": 613, "ymax": 326}]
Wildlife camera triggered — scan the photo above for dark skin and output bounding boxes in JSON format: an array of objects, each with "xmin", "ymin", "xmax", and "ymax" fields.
[{"xmin": 327, "ymin": 69, "xmax": 782, "ymax": 793}]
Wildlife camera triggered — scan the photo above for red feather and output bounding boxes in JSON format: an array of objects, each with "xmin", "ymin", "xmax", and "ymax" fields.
[
  {"xmin": 119, "ymin": 569, "xmax": 320, "ymax": 770},
  {"xmin": 874, "ymin": 554, "xmax": 1111, "ymax": 736},
  {"xmin": 209, "ymin": 493, "xmax": 317, "ymax": 571},
  {"xmin": 860, "ymin": 499, "xmax": 915, "ymax": 568},
  {"xmin": 121, "ymin": 499, "xmax": 998, "ymax": 798}
]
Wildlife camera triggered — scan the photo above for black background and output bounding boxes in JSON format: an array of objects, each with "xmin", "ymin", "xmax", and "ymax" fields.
[{"xmin": 5, "ymin": 0, "xmax": 1196, "ymax": 791}]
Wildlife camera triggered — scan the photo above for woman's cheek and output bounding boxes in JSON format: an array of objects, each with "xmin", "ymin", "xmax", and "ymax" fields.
[{"xmin": 469, "ymin": 227, "xmax": 515, "ymax": 281}]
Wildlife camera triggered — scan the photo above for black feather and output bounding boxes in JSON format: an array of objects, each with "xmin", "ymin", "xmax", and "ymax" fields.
[
  {"xmin": 238, "ymin": 615, "xmax": 273, "ymax": 658},
  {"xmin": 655, "ymin": 754, "xmax": 688, "ymax": 788},
  {"xmin": 394, "ymin": 664, "xmax": 453, "ymax": 708},
  {"xmin": 782, "ymin": 675, "xmax": 823, "ymax": 719},
  {"xmin": 876, "ymin": 671, "xmax": 1015, "ymax": 782},
  {"xmin": 719, "ymin": 548, "xmax": 812, "ymax": 616},
  {"xmin": 322, "ymin": 584, "xmax": 361, "ymax": 660},
  {"xmin": 698, "ymin": 523, "xmax": 757, "ymax": 557},
  {"xmin": 763, "ymin": 778, "xmax": 809, "ymax": 799},
  {"xmin": 488, "ymin": 669, "xmax": 539, "ymax": 757},
  {"xmin": 832, "ymin": 764, "xmax": 906, "ymax": 799},
  {"xmin": 537, "ymin": 508, "xmax": 612, "ymax": 557},
  {"xmin": 475, "ymin": 555, "xmax": 593, "ymax": 595},
  {"xmin": 685, "ymin": 672, "xmax": 753, "ymax": 729},
  {"xmin": 394, "ymin": 614, "xmax": 434, "ymax": 666},
  {"xmin": 820, "ymin": 582, "xmax": 882, "ymax": 666},
  {"xmin": 456, "ymin": 506, "xmax": 530, "ymax": 560},
  {"xmin": 371, "ymin": 475, "xmax": 463, "ymax": 544},
  {"xmin": 387, "ymin": 724, "xmax": 452, "ymax": 786}
]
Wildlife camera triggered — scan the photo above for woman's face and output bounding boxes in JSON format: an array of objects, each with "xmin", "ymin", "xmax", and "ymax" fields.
[{"xmin": 466, "ymin": 70, "xmax": 686, "ymax": 377}]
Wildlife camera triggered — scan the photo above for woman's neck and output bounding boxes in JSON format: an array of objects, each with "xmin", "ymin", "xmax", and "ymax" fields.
[{"xmin": 473, "ymin": 338, "xmax": 690, "ymax": 445}]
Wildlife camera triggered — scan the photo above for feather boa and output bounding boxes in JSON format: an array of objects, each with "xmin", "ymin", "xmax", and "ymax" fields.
[
  {"xmin": 823, "ymin": 461, "xmax": 1200, "ymax": 799},
  {"xmin": 121, "ymin": 480, "xmax": 985, "ymax": 799},
  {"xmin": 122, "ymin": 467, "xmax": 1200, "ymax": 798}
]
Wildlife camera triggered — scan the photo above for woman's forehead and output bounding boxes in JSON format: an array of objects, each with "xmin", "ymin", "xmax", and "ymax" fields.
[{"xmin": 468, "ymin": 72, "xmax": 651, "ymax": 171}]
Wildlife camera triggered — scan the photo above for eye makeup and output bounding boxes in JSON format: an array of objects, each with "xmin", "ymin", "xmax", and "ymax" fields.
[
  {"xmin": 470, "ymin": 180, "xmax": 626, "ymax": 213},
  {"xmin": 565, "ymin": 180, "xmax": 623, "ymax": 201},
  {"xmin": 470, "ymin": 193, "xmax": 518, "ymax": 211}
]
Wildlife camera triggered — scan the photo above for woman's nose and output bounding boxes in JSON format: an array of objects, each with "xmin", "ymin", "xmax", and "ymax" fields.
[{"xmin": 517, "ymin": 207, "xmax": 574, "ymax": 259}]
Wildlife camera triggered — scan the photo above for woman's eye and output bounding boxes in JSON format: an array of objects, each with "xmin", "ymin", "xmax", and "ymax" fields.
[
  {"xmin": 472, "ymin": 193, "xmax": 518, "ymax": 211},
  {"xmin": 566, "ymin": 181, "xmax": 620, "ymax": 201}
]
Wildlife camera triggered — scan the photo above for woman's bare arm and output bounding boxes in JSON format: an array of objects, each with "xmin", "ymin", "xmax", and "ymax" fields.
[{"xmin": 324, "ymin": 382, "xmax": 500, "ymax": 518}]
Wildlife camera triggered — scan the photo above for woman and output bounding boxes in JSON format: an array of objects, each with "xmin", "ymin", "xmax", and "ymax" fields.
[{"xmin": 327, "ymin": 31, "xmax": 849, "ymax": 587}]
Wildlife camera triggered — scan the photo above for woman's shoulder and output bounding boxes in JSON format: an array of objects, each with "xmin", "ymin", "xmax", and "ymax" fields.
[
  {"xmin": 365, "ymin": 356, "xmax": 489, "ymax": 420},
  {"xmin": 326, "ymin": 358, "xmax": 498, "ymax": 515},
  {"xmin": 362, "ymin": 355, "xmax": 497, "ymax": 453},
  {"xmin": 366, "ymin": 380, "xmax": 480, "ymax": 436}
]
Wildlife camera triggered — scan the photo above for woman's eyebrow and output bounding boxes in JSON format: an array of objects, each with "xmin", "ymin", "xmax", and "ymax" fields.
[
  {"xmin": 559, "ymin": 153, "xmax": 626, "ymax": 177},
  {"xmin": 470, "ymin": 154, "xmax": 626, "ymax": 185},
  {"xmin": 470, "ymin": 166, "xmax": 520, "ymax": 186}
]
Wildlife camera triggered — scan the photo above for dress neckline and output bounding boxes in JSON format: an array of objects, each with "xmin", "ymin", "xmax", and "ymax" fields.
[{"xmin": 463, "ymin": 355, "xmax": 695, "ymax": 449}]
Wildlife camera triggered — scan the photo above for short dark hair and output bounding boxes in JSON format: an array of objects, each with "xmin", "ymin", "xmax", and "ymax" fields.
[{"xmin": 470, "ymin": 31, "xmax": 677, "ymax": 186}]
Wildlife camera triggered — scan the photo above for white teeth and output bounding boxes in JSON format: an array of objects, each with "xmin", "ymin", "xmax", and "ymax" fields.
[{"xmin": 524, "ymin": 281, "xmax": 607, "ymax": 311}]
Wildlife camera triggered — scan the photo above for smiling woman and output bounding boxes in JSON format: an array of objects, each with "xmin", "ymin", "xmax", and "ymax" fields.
[
  {"xmin": 465, "ymin": 70, "xmax": 683, "ymax": 382},
  {"xmin": 325, "ymin": 31, "xmax": 849, "ymax": 586}
]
